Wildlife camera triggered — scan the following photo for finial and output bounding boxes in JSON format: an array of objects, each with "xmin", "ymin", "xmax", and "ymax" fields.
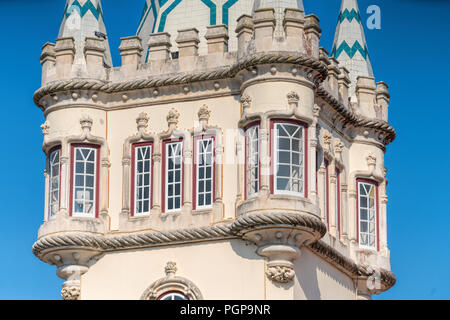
[
  {"xmin": 323, "ymin": 130, "xmax": 332, "ymax": 151},
  {"xmin": 80, "ymin": 115, "xmax": 93, "ymax": 132},
  {"xmin": 165, "ymin": 262, "xmax": 177, "ymax": 277},
  {"xmin": 166, "ymin": 108, "xmax": 180, "ymax": 128},
  {"xmin": 287, "ymin": 91, "xmax": 300, "ymax": 106},
  {"xmin": 41, "ymin": 121, "xmax": 50, "ymax": 136},
  {"xmin": 136, "ymin": 112, "xmax": 149, "ymax": 131},
  {"xmin": 241, "ymin": 94, "xmax": 252, "ymax": 113},
  {"xmin": 198, "ymin": 105, "xmax": 211, "ymax": 123}
]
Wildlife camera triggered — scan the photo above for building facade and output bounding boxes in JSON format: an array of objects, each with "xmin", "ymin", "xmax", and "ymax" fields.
[{"xmin": 33, "ymin": 0, "xmax": 396, "ymax": 300}]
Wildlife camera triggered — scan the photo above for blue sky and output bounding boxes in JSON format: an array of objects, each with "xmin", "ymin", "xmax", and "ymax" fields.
[{"xmin": 0, "ymin": 0, "xmax": 448, "ymax": 300}]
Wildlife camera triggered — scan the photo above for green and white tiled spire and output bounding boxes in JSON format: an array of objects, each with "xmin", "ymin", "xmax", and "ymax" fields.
[
  {"xmin": 253, "ymin": 0, "xmax": 305, "ymax": 37},
  {"xmin": 331, "ymin": 0, "xmax": 373, "ymax": 94},
  {"xmin": 59, "ymin": 0, "xmax": 112, "ymax": 67}
]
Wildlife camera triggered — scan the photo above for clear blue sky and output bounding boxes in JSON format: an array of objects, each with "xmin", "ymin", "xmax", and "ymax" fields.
[{"xmin": 0, "ymin": 0, "xmax": 448, "ymax": 300}]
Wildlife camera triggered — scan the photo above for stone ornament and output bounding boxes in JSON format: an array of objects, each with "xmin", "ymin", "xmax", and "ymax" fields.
[
  {"xmin": 61, "ymin": 284, "xmax": 80, "ymax": 301},
  {"xmin": 266, "ymin": 265, "xmax": 295, "ymax": 284},
  {"xmin": 166, "ymin": 108, "xmax": 180, "ymax": 127},
  {"xmin": 240, "ymin": 94, "xmax": 252, "ymax": 112},
  {"xmin": 141, "ymin": 262, "xmax": 203, "ymax": 300},
  {"xmin": 197, "ymin": 104, "xmax": 211, "ymax": 123},
  {"xmin": 136, "ymin": 112, "xmax": 149, "ymax": 130},
  {"xmin": 41, "ymin": 122, "xmax": 50, "ymax": 136}
]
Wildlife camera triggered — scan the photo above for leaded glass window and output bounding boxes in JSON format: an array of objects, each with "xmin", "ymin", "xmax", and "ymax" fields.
[
  {"xmin": 196, "ymin": 138, "xmax": 214, "ymax": 209},
  {"xmin": 246, "ymin": 125, "xmax": 259, "ymax": 198},
  {"xmin": 165, "ymin": 141, "xmax": 183, "ymax": 212},
  {"xmin": 48, "ymin": 149, "xmax": 60, "ymax": 219},
  {"xmin": 274, "ymin": 122, "xmax": 305, "ymax": 196},
  {"xmin": 72, "ymin": 147, "xmax": 97, "ymax": 217},
  {"xmin": 358, "ymin": 182, "xmax": 377, "ymax": 249},
  {"xmin": 134, "ymin": 145, "xmax": 152, "ymax": 216}
]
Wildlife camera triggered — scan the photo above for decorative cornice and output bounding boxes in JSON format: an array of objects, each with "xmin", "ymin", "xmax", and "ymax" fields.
[
  {"xmin": 32, "ymin": 222, "xmax": 395, "ymax": 293},
  {"xmin": 316, "ymin": 85, "xmax": 396, "ymax": 145},
  {"xmin": 230, "ymin": 212, "xmax": 327, "ymax": 238},
  {"xmin": 34, "ymin": 51, "xmax": 328, "ymax": 109}
]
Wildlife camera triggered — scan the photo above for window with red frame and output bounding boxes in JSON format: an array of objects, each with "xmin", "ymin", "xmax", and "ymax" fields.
[
  {"xmin": 324, "ymin": 159, "xmax": 329, "ymax": 228},
  {"xmin": 272, "ymin": 120, "xmax": 307, "ymax": 197},
  {"xmin": 245, "ymin": 124, "xmax": 260, "ymax": 199},
  {"xmin": 48, "ymin": 147, "xmax": 61, "ymax": 219},
  {"xmin": 132, "ymin": 143, "xmax": 153, "ymax": 216},
  {"xmin": 193, "ymin": 136, "xmax": 214, "ymax": 210},
  {"xmin": 335, "ymin": 168, "xmax": 341, "ymax": 235},
  {"xmin": 357, "ymin": 180, "xmax": 378, "ymax": 250},
  {"xmin": 70, "ymin": 145, "xmax": 100, "ymax": 218},
  {"xmin": 163, "ymin": 140, "xmax": 183, "ymax": 212}
]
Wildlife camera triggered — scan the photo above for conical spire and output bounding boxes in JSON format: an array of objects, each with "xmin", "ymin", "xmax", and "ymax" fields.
[
  {"xmin": 59, "ymin": 0, "xmax": 112, "ymax": 67},
  {"xmin": 331, "ymin": 0, "xmax": 373, "ymax": 94},
  {"xmin": 136, "ymin": 0, "xmax": 161, "ymax": 63},
  {"xmin": 253, "ymin": 0, "xmax": 305, "ymax": 37}
]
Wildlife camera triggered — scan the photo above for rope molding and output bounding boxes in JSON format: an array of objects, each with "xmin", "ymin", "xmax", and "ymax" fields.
[
  {"xmin": 316, "ymin": 85, "xmax": 396, "ymax": 145},
  {"xmin": 32, "ymin": 215, "xmax": 395, "ymax": 291},
  {"xmin": 33, "ymin": 52, "xmax": 328, "ymax": 108}
]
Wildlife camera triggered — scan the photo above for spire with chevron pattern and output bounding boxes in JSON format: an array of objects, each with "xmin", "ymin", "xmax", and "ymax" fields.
[
  {"xmin": 59, "ymin": 0, "xmax": 112, "ymax": 67},
  {"xmin": 331, "ymin": 0, "xmax": 374, "ymax": 95}
]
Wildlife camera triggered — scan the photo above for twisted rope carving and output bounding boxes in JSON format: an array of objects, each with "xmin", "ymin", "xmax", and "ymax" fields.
[
  {"xmin": 31, "ymin": 223, "xmax": 395, "ymax": 291},
  {"xmin": 32, "ymin": 224, "xmax": 233, "ymax": 257},
  {"xmin": 230, "ymin": 212, "xmax": 327, "ymax": 237},
  {"xmin": 33, "ymin": 52, "xmax": 328, "ymax": 108},
  {"xmin": 316, "ymin": 85, "xmax": 396, "ymax": 145}
]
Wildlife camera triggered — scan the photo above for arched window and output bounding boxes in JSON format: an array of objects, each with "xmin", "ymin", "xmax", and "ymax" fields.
[
  {"xmin": 157, "ymin": 291, "xmax": 189, "ymax": 300},
  {"xmin": 271, "ymin": 120, "xmax": 308, "ymax": 197},
  {"xmin": 48, "ymin": 147, "xmax": 61, "ymax": 219},
  {"xmin": 357, "ymin": 179, "xmax": 379, "ymax": 250},
  {"xmin": 245, "ymin": 123, "xmax": 260, "ymax": 199}
]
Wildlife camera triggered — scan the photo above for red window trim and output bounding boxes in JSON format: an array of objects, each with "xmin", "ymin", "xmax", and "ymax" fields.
[
  {"xmin": 336, "ymin": 168, "xmax": 341, "ymax": 236},
  {"xmin": 356, "ymin": 178, "xmax": 380, "ymax": 251},
  {"xmin": 161, "ymin": 138, "xmax": 184, "ymax": 213},
  {"xmin": 192, "ymin": 135, "xmax": 216, "ymax": 211},
  {"xmin": 130, "ymin": 142, "xmax": 154, "ymax": 217},
  {"xmin": 48, "ymin": 146, "xmax": 62, "ymax": 217},
  {"xmin": 270, "ymin": 119, "xmax": 309, "ymax": 198},
  {"xmin": 325, "ymin": 159, "xmax": 330, "ymax": 230},
  {"xmin": 69, "ymin": 143, "xmax": 101, "ymax": 218},
  {"xmin": 244, "ymin": 121, "xmax": 261, "ymax": 201}
]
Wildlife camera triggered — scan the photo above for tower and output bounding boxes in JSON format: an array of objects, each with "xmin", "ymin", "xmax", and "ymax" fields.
[{"xmin": 33, "ymin": 0, "xmax": 396, "ymax": 300}]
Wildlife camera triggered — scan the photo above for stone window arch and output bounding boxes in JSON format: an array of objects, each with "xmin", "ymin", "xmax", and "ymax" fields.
[{"xmin": 141, "ymin": 262, "xmax": 203, "ymax": 300}]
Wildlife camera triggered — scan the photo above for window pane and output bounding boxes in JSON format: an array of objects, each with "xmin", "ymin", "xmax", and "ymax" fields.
[
  {"xmin": 48, "ymin": 149, "xmax": 60, "ymax": 218},
  {"xmin": 165, "ymin": 142, "xmax": 182, "ymax": 212},
  {"xmin": 358, "ymin": 182, "xmax": 377, "ymax": 249},
  {"xmin": 246, "ymin": 125, "xmax": 259, "ymax": 198},
  {"xmin": 274, "ymin": 123, "xmax": 304, "ymax": 195},
  {"xmin": 72, "ymin": 147, "xmax": 97, "ymax": 217},
  {"xmin": 196, "ymin": 138, "xmax": 214, "ymax": 208}
]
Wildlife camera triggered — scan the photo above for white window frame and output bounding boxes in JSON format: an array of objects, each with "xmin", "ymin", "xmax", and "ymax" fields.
[
  {"xmin": 273, "ymin": 122, "xmax": 305, "ymax": 197},
  {"xmin": 358, "ymin": 181, "xmax": 377, "ymax": 250},
  {"xmin": 165, "ymin": 141, "xmax": 183, "ymax": 213},
  {"xmin": 195, "ymin": 137, "xmax": 214, "ymax": 210},
  {"xmin": 72, "ymin": 146, "xmax": 97, "ymax": 218},
  {"xmin": 48, "ymin": 149, "xmax": 60, "ymax": 220},
  {"xmin": 134, "ymin": 144, "xmax": 152, "ymax": 216},
  {"xmin": 246, "ymin": 125, "xmax": 260, "ymax": 199}
]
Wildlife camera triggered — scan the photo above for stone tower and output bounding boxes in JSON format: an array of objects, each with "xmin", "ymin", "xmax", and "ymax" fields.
[{"xmin": 33, "ymin": 0, "xmax": 396, "ymax": 300}]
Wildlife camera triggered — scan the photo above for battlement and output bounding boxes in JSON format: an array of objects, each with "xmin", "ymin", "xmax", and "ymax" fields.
[{"xmin": 37, "ymin": 7, "xmax": 389, "ymax": 124}]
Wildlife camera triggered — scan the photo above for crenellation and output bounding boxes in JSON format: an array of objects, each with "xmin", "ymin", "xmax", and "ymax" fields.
[
  {"xmin": 175, "ymin": 28, "xmax": 200, "ymax": 57},
  {"xmin": 84, "ymin": 37, "xmax": 106, "ymax": 77},
  {"xmin": 205, "ymin": 25, "xmax": 229, "ymax": 54},
  {"xmin": 253, "ymin": 8, "xmax": 276, "ymax": 51},
  {"xmin": 235, "ymin": 14, "xmax": 254, "ymax": 55},
  {"xmin": 338, "ymin": 66, "xmax": 351, "ymax": 106},
  {"xmin": 356, "ymin": 76, "xmax": 377, "ymax": 118},
  {"xmin": 147, "ymin": 32, "xmax": 172, "ymax": 61},
  {"xmin": 283, "ymin": 8, "xmax": 305, "ymax": 52},
  {"xmin": 40, "ymin": 43, "xmax": 56, "ymax": 85},
  {"xmin": 304, "ymin": 14, "xmax": 321, "ymax": 58},
  {"xmin": 54, "ymin": 37, "xmax": 75, "ymax": 79},
  {"xmin": 119, "ymin": 36, "xmax": 143, "ymax": 72}
]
